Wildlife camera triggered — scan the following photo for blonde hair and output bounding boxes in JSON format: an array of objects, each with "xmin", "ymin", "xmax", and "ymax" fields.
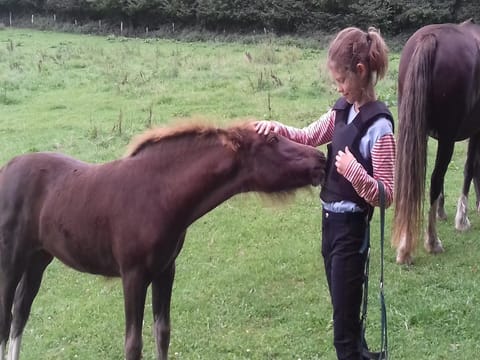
[{"xmin": 327, "ymin": 27, "xmax": 389, "ymax": 84}]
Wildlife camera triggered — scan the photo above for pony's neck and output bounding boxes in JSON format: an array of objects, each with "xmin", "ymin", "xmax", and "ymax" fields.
[{"xmin": 136, "ymin": 139, "xmax": 249, "ymax": 226}]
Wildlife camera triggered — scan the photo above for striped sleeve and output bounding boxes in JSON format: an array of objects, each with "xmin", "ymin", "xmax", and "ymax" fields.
[
  {"xmin": 342, "ymin": 133, "xmax": 396, "ymax": 208},
  {"xmin": 275, "ymin": 110, "xmax": 336, "ymax": 146}
]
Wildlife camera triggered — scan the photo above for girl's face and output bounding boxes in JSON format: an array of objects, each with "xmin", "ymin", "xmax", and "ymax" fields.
[{"xmin": 328, "ymin": 62, "xmax": 369, "ymax": 106}]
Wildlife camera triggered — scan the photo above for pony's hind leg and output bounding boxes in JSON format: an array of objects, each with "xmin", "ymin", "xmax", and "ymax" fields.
[
  {"xmin": 0, "ymin": 274, "xmax": 21, "ymax": 360},
  {"xmin": 151, "ymin": 264, "xmax": 175, "ymax": 360},
  {"xmin": 0, "ymin": 253, "xmax": 26, "ymax": 360},
  {"xmin": 7, "ymin": 251, "xmax": 53, "ymax": 360}
]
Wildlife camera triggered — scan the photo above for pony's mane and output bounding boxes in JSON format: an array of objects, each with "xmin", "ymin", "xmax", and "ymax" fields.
[{"xmin": 124, "ymin": 120, "xmax": 255, "ymax": 157}]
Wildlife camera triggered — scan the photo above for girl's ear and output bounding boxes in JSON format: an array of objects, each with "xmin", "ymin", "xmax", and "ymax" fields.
[{"xmin": 356, "ymin": 63, "xmax": 367, "ymax": 78}]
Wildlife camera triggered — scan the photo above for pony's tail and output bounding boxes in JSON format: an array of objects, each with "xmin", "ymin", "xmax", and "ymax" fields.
[{"xmin": 392, "ymin": 34, "xmax": 437, "ymax": 263}]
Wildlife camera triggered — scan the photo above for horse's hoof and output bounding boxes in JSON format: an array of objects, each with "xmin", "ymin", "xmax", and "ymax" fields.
[
  {"xmin": 425, "ymin": 240, "xmax": 444, "ymax": 254},
  {"xmin": 455, "ymin": 217, "xmax": 471, "ymax": 231},
  {"xmin": 396, "ymin": 252, "xmax": 413, "ymax": 265},
  {"xmin": 436, "ymin": 210, "xmax": 447, "ymax": 221}
]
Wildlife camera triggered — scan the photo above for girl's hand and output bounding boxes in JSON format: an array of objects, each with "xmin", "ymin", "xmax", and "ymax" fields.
[
  {"xmin": 335, "ymin": 146, "xmax": 356, "ymax": 175},
  {"xmin": 255, "ymin": 121, "xmax": 281, "ymax": 136}
]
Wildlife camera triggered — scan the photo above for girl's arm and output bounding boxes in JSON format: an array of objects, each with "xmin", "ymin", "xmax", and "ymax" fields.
[
  {"xmin": 341, "ymin": 134, "xmax": 396, "ymax": 208},
  {"xmin": 256, "ymin": 110, "xmax": 336, "ymax": 147}
]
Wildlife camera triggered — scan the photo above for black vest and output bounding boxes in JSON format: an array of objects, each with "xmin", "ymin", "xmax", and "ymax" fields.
[{"xmin": 320, "ymin": 97, "xmax": 394, "ymax": 213}]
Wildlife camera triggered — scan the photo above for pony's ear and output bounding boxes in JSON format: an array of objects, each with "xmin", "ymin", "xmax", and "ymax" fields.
[
  {"xmin": 461, "ymin": 18, "xmax": 474, "ymax": 25},
  {"xmin": 220, "ymin": 130, "xmax": 242, "ymax": 152},
  {"xmin": 224, "ymin": 123, "xmax": 258, "ymax": 152},
  {"xmin": 229, "ymin": 133, "xmax": 243, "ymax": 151}
]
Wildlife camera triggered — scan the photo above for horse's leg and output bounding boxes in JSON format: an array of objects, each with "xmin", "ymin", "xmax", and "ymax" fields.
[
  {"xmin": 455, "ymin": 192, "xmax": 470, "ymax": 231},
  {"xmin": 474, "ymin": 174, "xmax": 480, "ymax": 211},
  {"xmin": 122, "ymin": 269, "xmax": 149, "ymax": 360},
  {"xmin": 473, "ymin": 139, "xmax": 480, "ymax": 212},
  {"xmin": 7, "ymin": 251, "xmax": 53, "ymax": 360},
  {"xmin": 436, "ymin": 188, "xmax": 447, "ymax": 220},
  {"xmin": 151, "ymin": 264, "xmax": 175, "ymax": 360},
  {"xmin": 0, "ymin": 244, "xmax": 27, "ymax": 360},
  {"xmin": 455, "ymin": 136, "xmax": 479, "ymax": 231},
  {"xmin": 0, "ymin": 274, "xmax": 18, "ymax": 360},
  {"xmin": 425, "ymin": 140, "xmax": 454, "ymax": 254},
  {"xmin": 426, "ymin": 198, "xmax": 444, "ymax": 253}
]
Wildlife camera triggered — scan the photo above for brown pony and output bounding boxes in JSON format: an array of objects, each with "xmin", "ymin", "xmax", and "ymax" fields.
[
  {"xmin": 0, "ymin": 122, "xmax": 326, "ymax": 360},
  {"xmin": 393, "ymin": 20, "xmax": 480, "ymax": 264}
]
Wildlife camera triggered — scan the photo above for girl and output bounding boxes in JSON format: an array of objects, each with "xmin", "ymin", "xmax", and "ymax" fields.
[{"xmin": 255, "ymin": 27, "xmax": 395, "ymax": 360}]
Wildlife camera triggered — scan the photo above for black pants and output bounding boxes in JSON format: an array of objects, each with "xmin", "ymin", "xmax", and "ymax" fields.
[{"xmin": 321, "ymin": 209, "xmax": 369, "ymax": 360}]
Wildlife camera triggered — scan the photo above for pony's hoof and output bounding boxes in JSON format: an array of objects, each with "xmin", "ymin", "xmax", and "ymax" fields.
[{"xmin": 425, "ymin": 239, "xmax": 444, "ymax": 254}]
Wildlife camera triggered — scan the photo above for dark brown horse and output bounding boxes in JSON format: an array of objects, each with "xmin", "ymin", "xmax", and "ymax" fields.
[
  {"xmin": 0, "ymin": 121, "xmax": 326, "ymax": 360},
  {"xmin": 393, "ymin": 20, "xmax": 480, "ymax": 265}
]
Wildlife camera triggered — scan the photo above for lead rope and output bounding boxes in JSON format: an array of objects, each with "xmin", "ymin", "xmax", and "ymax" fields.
[
  {"xmin": 360, "ymin": 180, "xmax": 388, "ymax": 360},
  {"xmin": 378, "ymin": 180, "xmax": 388, "ymax": 359}
]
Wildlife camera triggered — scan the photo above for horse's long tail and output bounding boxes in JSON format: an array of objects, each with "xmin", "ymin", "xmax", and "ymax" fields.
[{"xmin": 392, "ymin": 34, "xmax": 437, "ymax": 262}]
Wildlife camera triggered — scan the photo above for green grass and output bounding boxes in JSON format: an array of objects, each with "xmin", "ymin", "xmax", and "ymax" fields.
[{"xmin": 1, "ymin": 28, "xmax": 479, "ymax": 359}]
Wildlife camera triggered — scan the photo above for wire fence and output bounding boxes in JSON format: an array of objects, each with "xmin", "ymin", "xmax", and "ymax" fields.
[{"xmin": 0, "ymin": 11, "xmax": 188, "ymax": 38}]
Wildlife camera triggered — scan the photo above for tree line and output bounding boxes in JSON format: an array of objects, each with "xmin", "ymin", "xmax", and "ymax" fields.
[{"xmin": 0, "ymin": 0, "xmax": 479, "ymax": 35}]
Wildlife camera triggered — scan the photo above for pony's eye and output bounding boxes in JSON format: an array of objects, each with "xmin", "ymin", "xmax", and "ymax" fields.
[{"xmin": 267, "ymin": 135, "xmax": 279, "ymax": 144}]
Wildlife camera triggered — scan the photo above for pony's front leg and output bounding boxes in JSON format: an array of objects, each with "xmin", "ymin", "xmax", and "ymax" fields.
[
  {"xmin": 122, "ymin": 269, "xmax": 149, "ymax": 360},
  {"xmin": 425, "ymin": 197, "xmax": 444, "ymax": 254},
  {"xmin": 152, "ymin": 265, "xmax": 175, "ymax": 360}
]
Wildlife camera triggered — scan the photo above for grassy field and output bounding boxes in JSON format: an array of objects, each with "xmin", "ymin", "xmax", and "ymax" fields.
[{"xmin": 0, "ymin": 28, "xmax": 479, "ymax": 360}]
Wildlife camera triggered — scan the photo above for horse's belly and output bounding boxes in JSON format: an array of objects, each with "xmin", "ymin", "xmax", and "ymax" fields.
[
  {"xmin": 46, "ymin": 243, "xmax": 121, "ymax": 277},
  {"xmin": 39, "ymin": 224, "xmax": 121, "ymax": 277}
]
